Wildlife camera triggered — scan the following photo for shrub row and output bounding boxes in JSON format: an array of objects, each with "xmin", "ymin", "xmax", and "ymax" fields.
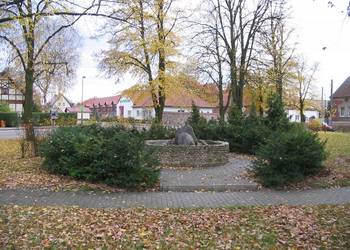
[
  {"xmin": 188, "ymin": 94, "xmax": 327, "ymax": 188},
  {"xmin": 40, "ymin": 125, "xmax": 159, "ymax": 189},
  {"xmin": 0, "ymin": 112, "xmax": 77, "ymax": 127},
  {"xmin": 32, "ymin": 112, "xmax": 77, "ymax": 126},
  {"xmin": 0, "ymin": 112, "xmax": 19, "ymax": 127},
  {"xmin": 189, "ymin": 117, "xmax": 271, "ymax": 154}
]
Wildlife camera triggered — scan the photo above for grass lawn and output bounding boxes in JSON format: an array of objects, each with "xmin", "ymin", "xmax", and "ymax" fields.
[
  {"xmin": 307, "ymin": 132, "xmax": 350, "ymax": 188},
  {"xmin": 1, "ymin": 204, "xmax": 349, "ymax": 249},
  {"xmin": 318, "ymin": 132, "xmax": 350, "ymax": 160}
]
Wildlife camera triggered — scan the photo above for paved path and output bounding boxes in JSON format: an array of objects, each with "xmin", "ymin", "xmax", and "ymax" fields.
[
  {"xmin": 160, "ymin": 159, "xmax": 258, "ymax": 192},
  {"xmin": 0, "ymin": 187, "xmax": 349, "ymax": 208},
  {"xmin": 0, "ymin": 127, "xmax": 54, "ymax": 139}
]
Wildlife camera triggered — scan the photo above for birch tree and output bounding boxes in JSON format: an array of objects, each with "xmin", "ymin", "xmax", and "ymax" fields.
[{"xmin": 294, "ymin": 59, "xmax": 318, "ymax": 123}]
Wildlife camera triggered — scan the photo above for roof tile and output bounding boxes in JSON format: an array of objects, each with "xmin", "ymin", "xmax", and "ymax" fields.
[{"xmin": 333, "ymin": 76, "xmax": 350, "ymax": 98}]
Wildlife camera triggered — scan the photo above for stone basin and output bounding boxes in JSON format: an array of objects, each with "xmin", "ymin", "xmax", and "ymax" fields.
[{"xmin": 145, "ymin": 139, "xmax": 229, "ymax": 168}]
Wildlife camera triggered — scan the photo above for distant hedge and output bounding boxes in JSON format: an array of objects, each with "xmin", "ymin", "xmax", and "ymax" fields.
[
  {"xmin": 0, "ymin": 112, "xmax": 19, "ymax": 127},
  {"xmin": 0, "ymin": 112, "xmax": 77, "ymax": 127},
  {"xmin": 32, "ymin": 112, "xmax": 77, "ymax": 126}
]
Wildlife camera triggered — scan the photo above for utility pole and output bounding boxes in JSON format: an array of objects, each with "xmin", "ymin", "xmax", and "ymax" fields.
[
  {"xmin": 81, "ymin": 76, "xmax": 86, "ymax": 125},
  {"xmin": 330, "ymin": 79, "xmax": 333, "ymax": 125},
  {"xmin": 321, "ymin": 86, "xmax": 324, "ymax": 121}
]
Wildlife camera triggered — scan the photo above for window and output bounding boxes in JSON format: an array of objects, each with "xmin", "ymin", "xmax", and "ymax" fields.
[
  {"xmin": 127, "ymin": 110, "xmax": 131, "ymax": 117},
  {"xmin": 1, "ymin": 87, "xmax": 9, "ymax": 95},
  {"xmin": 348, "ymin": 107, "xmax": 350, "ymax": 117},
  {"xmin": 137, "ymin": 110, "xmax": 140, "ymax": 116},
  {"xmin": 295, "ymin": 115, "xmax": 300, "ymax": 121},
  {"xmin": 340, "ymin": 107, "xmax": 345, "ymax": 117}
]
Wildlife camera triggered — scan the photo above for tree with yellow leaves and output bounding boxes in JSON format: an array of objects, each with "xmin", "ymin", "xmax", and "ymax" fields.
[{"xmin": 99, "ymin": 0, "xmax": 181, "ymax": 122}]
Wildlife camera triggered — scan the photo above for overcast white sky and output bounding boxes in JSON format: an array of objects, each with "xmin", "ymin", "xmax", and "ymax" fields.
[{"xmin": 67, "ymin": 0, "xmax": 350, "ymax": 103}]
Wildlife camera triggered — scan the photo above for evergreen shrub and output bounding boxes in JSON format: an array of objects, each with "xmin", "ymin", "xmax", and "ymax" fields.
[
  {"xmin": 40, "ymin": 125, "xmax": 159, "ymax": 189},
  {"xmin": 253, "ymin": 128, "xmax": 327, "ymax": 187}
]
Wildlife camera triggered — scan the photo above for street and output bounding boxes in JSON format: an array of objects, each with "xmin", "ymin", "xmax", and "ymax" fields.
[{"xmin": 0, "ymin": 127, "xmax": 54, "ymax": 140}]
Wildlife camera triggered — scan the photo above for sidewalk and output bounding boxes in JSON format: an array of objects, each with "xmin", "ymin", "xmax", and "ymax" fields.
[
  {"xmin": 1, "ymin": 187, "xmax": 349, "ymax": 208},
  {"xmin": 160, "ymin": 158, "xmax": 258, "ymax": 192}
]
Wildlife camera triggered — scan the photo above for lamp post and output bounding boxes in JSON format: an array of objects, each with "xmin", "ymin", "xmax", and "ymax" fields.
[{"xmin": 81, "ymin": 76, "xmax": 86, "ymax": 125}]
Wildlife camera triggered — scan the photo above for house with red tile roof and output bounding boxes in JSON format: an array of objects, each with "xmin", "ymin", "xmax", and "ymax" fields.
[
  {"xmin": 82, "ymin": 95, "xmax": 134, "ymax": 118},
  {"xmin": 332, "ymin": 76, "xmax": 350, "ymax": 130},
  {"xmin": 130, "ymin": 90, "xmax": 218, "ymax": 120}
]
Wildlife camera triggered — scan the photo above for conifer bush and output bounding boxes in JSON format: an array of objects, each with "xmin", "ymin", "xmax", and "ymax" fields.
[
  {"xmin": 40, "ymin": 125, "xmax": 159, "ymax": 189},
  {"xmin": 253, "ymin": 128, "xmax": 327, "ymax": 187}
]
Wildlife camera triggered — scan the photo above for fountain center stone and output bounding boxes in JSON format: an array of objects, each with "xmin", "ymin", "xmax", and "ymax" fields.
[
  {"xmin": 145, "ymin": 124, "xmax": 229, "ymax": 168},
  {"xmin": 174, "ymin": 123, "xmax": 197, "ymax": 145}
]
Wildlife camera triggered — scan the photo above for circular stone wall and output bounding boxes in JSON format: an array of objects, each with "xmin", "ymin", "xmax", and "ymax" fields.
[{"xmin": 145, "ymin": 140, "xmax": 229, "ymax": 168}]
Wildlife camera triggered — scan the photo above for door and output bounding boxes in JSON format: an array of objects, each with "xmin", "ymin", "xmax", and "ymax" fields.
[{"xmin": 119, "ymin": 106, "xmax": 124, "ymax": 118}]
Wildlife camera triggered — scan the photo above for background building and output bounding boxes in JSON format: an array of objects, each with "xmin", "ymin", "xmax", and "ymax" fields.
[
  {"xmin": 0, "ymin": 73, "xmax": 24, "ymax": 113},
  {"xmin": 332, "ymin": 76, "xmax": 350, "ymax": 130}
]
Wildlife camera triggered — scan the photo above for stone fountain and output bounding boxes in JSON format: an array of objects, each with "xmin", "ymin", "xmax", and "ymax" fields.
[{"xmin": 145, "ymin": 124, "xmax": 229, "ymax": 168}]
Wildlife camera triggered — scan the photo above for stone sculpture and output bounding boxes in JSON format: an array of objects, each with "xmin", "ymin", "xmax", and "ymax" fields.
[{"xmin": 174, "ymin": 123, "xmax": 198, "ymax": 145}]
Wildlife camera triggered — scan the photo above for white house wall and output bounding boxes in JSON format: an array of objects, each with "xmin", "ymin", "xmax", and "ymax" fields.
[
  {"xmin": 8, "ymin": 103, "xmax": 23, "ymax": 112},
  {"xmin": 163, "ymin": 107, "xmax": 214, "ymax": 113},
  {"xmin": 199, "ymin": 108, "xmax": 214, "ymax": 114},
  {"xmin": 287, "ymin": 109, "xmax": 320, "ymax": 122},
  {"xmin": 117, "ymin": 97, "xmax": 134, "ymax": 118},
  {"xmin": 0, "ymin": 87, "xmax": 24, "ymax": 113},
  {"xmin": 164, "ymin": 107, "xmax": 191, "ymax": 113},
  {"xmin": 133, "ymin": 107, "xmax": 155, "ymax": 120}
]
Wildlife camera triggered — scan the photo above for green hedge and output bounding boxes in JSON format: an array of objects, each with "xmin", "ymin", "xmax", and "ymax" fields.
[
  {"xmin": 189, "ymin": 117, "xmax": 270, "ymax": 154},
  {"xmin": 0, "ymin": 112, "xmax": 19, "ymax": 127},
  {"xmin": 40, "ymin": 125, "xmax": 159, "ymax": 189},
  {"xmin": 32, "ymin": 112, "xmax": 50, "ymax": 126},
  {"xmin": 0, "ymin": 101, "xmax": 11, "ymax": 112},
  {"xmin": 32, "ymin": 112, "xmax": 77, "ymax": 126},
  {"xmin": 0, "ymin": 112, "xmax": 77, "ymax": 127}
]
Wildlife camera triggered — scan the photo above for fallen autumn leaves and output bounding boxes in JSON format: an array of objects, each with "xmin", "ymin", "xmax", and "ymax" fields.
[{"xmin": 1, "ymin": 204, "xmax": 349, "ymax": 249}]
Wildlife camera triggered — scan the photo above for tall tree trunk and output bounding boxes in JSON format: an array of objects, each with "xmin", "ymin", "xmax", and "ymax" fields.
[
  {"xmin": 214, "ymin": 27, "xmax": 225, "ymax": 122},
  {"xmin": 229, "ymin": 55, "xmax": 237, "ymax": 108},
  {"xmin": 23, "ymin": 66, "xmax": 37, "ymax": 156},
  {"xmin": 258, "ymin": 92, "xmax": 264, "ymax": 116},
  {"xmin": 300, "ymin": 98, "xmax": 305, "ymax": 123},
  {"xmin": 22, "ymin": 1, "xmax": 37, "ymax": 157},
  {"xmin": 218, "ymin": 85, "xmax": 224, "ymax": 122},
  {"xmin": 156, "ymin": 0, "xmax": 166, "ymax": 123},
  {"xmin": 276, "ymin": 75, "xmax": 283, "ymax": 103},
  {"xmin": 237, "ymin": 70, "xmax": 245, "ymax": 110}
]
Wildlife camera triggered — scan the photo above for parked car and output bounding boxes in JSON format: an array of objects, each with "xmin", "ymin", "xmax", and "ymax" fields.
[{"xmin": 322, "ymin": 122, "xmax": 336, "ymax": 132}]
